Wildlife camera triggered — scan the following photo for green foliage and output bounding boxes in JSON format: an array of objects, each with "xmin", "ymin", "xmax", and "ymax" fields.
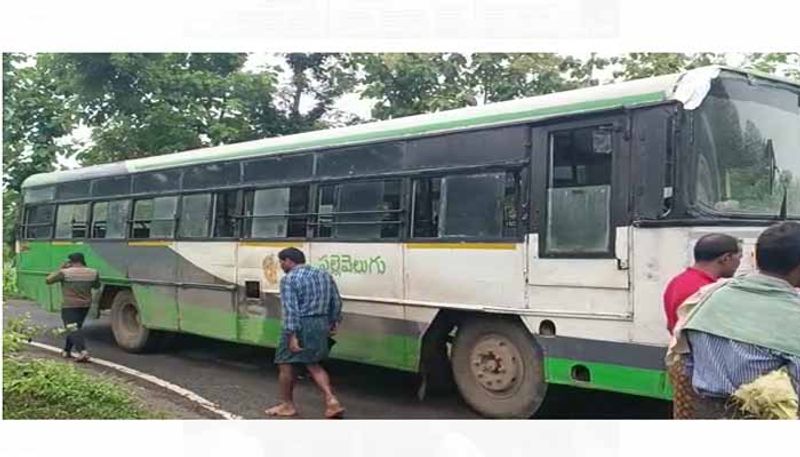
[
  {"xmin": 610, "ymin": 53, "xmax": 724, "ymax": 80},
  {"xmin": 279, "ymin": 53, "xmax": 359, "ymax": 130},
  {"xmin": 41, "ymin": 53, "xmax": 289, "ymax": 165},
  {"xmin": 349, "ymin": 53, "xmax": 472, "ymax": 120},
  {"xmin": 2, "ymin": 315, "xmax": 159, "ymax": 419},
  {"xmin": 743, "ymin": 53, "xmax": 800, "ymax": 81},
  {"xmin": 2, "ymin": 315, "xmax": 38, "ymax": 354},
  {"xmin": 3, "ymin": 357, "xmax": 158, "ymax": 419},
  {"xmin": 2, "ymin": 188, "xmax": 20, "ymax": 254},
  {"xmin": 3, "ymin": 53, "xmax": 78, "ymax": 192},
  {"xmin": 348, "ymin": 53, "xmax": 606, "ymax": 120},
  {"xmin": 467, "ymin": 53, "xmax": 607, "ymax": 104}
]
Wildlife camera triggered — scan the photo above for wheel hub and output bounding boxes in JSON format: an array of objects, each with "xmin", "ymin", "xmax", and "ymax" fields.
[{"xmin": 470, "ymin": 336, "xmax": 521, "ymax": 392}]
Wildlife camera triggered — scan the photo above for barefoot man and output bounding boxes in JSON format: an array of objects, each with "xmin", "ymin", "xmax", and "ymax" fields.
[{"xmin": 265, "ymin": 247, "xmax": 345, "ymax": 418}]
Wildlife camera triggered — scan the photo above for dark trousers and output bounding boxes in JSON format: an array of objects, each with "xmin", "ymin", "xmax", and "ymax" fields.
[{"xmin": 61, "ymin": 307, "xmax": 90, "ymax": 353}]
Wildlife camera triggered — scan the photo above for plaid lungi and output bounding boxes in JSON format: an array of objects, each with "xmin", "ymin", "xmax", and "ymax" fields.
[{"xmin": 668, "ymin": 356, "xmax": 697, "ymax": 419}]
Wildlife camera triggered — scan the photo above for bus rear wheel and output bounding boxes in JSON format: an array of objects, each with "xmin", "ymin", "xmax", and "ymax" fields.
[
  {"xmin": 451, "ymin": 317, "xmax": 547, "ymax": 418},
  {"xmin": 110, "ymin": 290, "xmax": 157, "ymax": 353}
]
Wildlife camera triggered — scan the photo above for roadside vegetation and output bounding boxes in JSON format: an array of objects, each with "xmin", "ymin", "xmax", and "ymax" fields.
[{"xmin": 2, "ymin": 314, "xmax": 160, "ymax": 419}]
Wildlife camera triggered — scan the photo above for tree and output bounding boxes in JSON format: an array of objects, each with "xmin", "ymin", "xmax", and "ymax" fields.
[
  {"xmin": 742, "ymin": 53, "xmax": 800, "ymax": 80},
  {"xmin": 3, "ymin": 53, "xmax": 78, "ymax": 251},
  {"xmin": 349, "ymin": 53, "xmax": 603, "ymax": 120},
  {"xmin": 41, "ymin": 53, "xmax": 289, "ymax": 166},
  {"xmin": 466, "ymin": 53, "xmax": 607, "ymax": 104},
  {"xmin": 277, "ymin": 53, "xmax": 359, "ymax": 130},
  {"xmin": 610, "ymin": 53, "xmax": 724, "ymax": 80},
  {"xmin": 348, "ymin": 53, "xmax": 473, "ymax": 120}
]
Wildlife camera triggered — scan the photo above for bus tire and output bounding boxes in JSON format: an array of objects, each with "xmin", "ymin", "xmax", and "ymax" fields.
[
  {"xmin": 451, "ymin": 317, "xmax": 547, "ymax": 418},
  {"xmin": 110, "ymin": 290, "xmax": 157, "ymax": 353}
]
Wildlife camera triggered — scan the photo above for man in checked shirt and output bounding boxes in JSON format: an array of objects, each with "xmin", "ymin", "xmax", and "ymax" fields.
[{"xmin": 264, "ymin": 247, "xmax": 345, "ymax": 418}]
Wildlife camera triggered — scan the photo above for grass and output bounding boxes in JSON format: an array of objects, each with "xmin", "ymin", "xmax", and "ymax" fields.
[{"xmin": 3, "ymin": 315, "xmax": 162, "ymax": 419}]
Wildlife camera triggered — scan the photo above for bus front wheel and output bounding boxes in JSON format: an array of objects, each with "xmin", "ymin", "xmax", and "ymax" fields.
[
  {"xmin": 110, "ymin": 290, "xmax": 157, "ymax": 353},
  {"xmin": 451, "ymin": 317, "xmax": 547, "ymax": 418}
]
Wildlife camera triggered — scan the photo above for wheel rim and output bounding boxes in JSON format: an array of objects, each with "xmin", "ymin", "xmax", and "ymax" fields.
[
  {"xmin": 120, "ymin": 302, "xmax": 142, "ymax": 335},
  {"xmin": 469, "ymin": 333, "xmax": 523, "ymax": 395}
]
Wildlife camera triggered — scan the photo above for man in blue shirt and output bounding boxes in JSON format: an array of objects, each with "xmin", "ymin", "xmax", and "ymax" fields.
[{"xmin": 265, "ymin": 248, "xmax": 344, "ymax": 418}]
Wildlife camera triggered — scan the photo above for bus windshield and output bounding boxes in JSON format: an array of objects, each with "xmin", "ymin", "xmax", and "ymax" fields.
[{"xmin": 693, "ymin": 73, "xmax": 800, "ymax": 218}]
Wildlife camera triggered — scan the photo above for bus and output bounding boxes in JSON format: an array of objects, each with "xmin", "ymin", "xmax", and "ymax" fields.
[{"xmin": 15, "ymin": 66, "xmax": 800, "ymax": 418}]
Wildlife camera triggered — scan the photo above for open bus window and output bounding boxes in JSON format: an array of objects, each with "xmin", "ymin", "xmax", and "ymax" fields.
[
  {"xmin": 244, "ymin": 186, "xmax": 309, "ymax": 238},
  {"xmin": 213, "ymin": 190, "xmax": 239, "ymax": 238},
  {"xmin": 131, "ymin": 196, "xmax": 178, "ymax": 239},
  {"xmin": 55, "ymin": 203, "xmax": 89, "ymax": 239},
  {"xmin": 23, "ymin": 204, "xmax": 55, "ymax": 239},
  {"xmin": 545, "ymin": 126, "xmax": 613, "ymax": 255},
  {"xmin": 91, "ymin": 200, "xmax": 130, "ymax": 239},
  {"xmin": 178, "ymin": 193, "xmax": 212, "ymax": 238},
  {"xmin": 412, "ymin": 172, "xmax": 517, "ymax": 239},
  {"xmin": 315, "ymin": 180, "xmax": 401, "ymax": 239}
]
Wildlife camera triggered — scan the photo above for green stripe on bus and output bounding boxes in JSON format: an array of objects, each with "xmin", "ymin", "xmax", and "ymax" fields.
[{"xmin": 544, "ymin": 357, "xmax": 673, "ymax": 401}]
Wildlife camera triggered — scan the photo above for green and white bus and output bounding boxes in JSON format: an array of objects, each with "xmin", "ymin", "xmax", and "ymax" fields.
[{"xmin": 16, "ymin": 66, "xmax": 800, "ymax": 417}]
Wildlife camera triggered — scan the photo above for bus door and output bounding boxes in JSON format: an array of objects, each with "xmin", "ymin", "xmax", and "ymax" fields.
[{"xmin": 527, "ymin": 115, "xmax": 632, "ymax": 319}]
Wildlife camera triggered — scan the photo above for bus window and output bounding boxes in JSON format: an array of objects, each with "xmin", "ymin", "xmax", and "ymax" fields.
[
  {"xmin": 545, "ymin": 125, "xmax": 613, "ymax": 255},
  {"xmin": 412, "ymin": 178, "xmax": 441, "ymax": 238},
  {"xmin": 57, "ymin": 180, "xmax": 91, "ymax": 200},
  {"xmin": 133, "ymin": 170, "xmax": 181, "ymax": 194},
  {"xmin": 242, "ymin": 154, "xmax": 313, "ymax": 184},
  {"xmin": 413, "ymin": 172, "xmax": 515, "ymax": 239},
  {"xmin": 24, "ymin": 186, "xmax": 55, "ymax": 204},
  {"xmin": 131, "ymin": 196, "xmax": 178, "ymax": 239},
  {"xmin": 213, "ymin": 190, "xmax": 239, "ymax": 238},
  {"xmin": 178, "ymin": 193, "xmax": 212, "ymax": 238},
  {"xmin": 91, "ymin": 200, "xmax": 130, "ymax": 239},
  {"xmin": 244, "ymin": 186, "xmax": 309, "ymax": 238},
  {"xmin": 22, "ymin": 204, "xmax": 55, "ymax": 239},
  {"xmin": 93, "ymin": 176, "xmax": 131, "ymax": 197},
  {"xmin": 55, "ymin": 203, "xmax": 89, "ymax": 239},
  {"xmin": 183, "ymin": 162, "xmax": 240, "ymax": 190},
  {"xmin": 315, "ymin": 180, "xmax": 401, "ymax": 239}
]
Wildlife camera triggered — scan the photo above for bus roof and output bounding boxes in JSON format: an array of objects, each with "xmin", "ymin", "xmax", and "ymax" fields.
[{"xmin": 20, "ymin": 65, "xmax": 798, "ymax": 189}]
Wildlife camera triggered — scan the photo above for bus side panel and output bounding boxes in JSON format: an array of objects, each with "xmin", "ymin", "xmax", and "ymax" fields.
[
  {"xmin": 629, "ymin": 226, "xmax": 761, "ymax": 346},
  {"xmin": 309, "ymin": 242, "xmax": 413, "ymax": 370},
  {"xmin": 17, "ymin": 241, "xmax": 53, "ymax": 311},
  {"xmin": 521, "ymin": 315, "xmax": 672, "ymax": 400},
  {"xmin": 235, "ymin": 242, "xmax": 306, "ymax": 347},
  {"xmin": 174, "ymin": 241, "xmax": 238, "ymax": 340},
  {"xmin": 404, "ymin": 243, "xmax": 527, "ymax": 309},
  {"xmin": 94, "ymin": 242, "xmax": 180, "ymax": 331}
]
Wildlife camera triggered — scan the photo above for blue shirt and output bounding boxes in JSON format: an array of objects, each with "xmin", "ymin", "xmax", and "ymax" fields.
[
  {"xmin": 279, "ymin": 265, "xmax": 343, "ymax": 333},
  {"xmin": 686, "ymin": 330, "xmax": 800, "ymax": 398}
]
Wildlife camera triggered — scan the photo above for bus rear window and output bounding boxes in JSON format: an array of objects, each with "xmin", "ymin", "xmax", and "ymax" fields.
[{"xmin": 23, "ymin": 205, "xmax": 55, "ymax": 239}]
